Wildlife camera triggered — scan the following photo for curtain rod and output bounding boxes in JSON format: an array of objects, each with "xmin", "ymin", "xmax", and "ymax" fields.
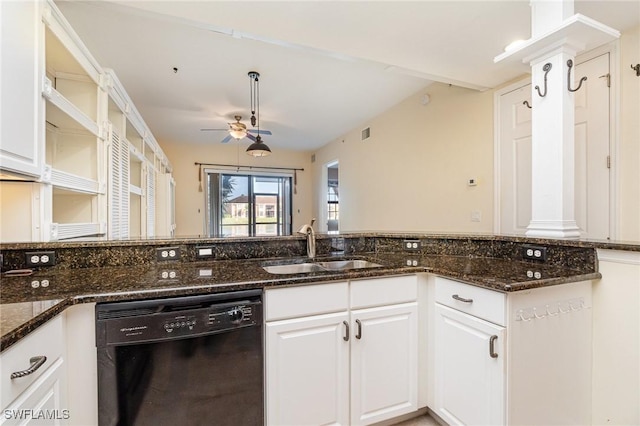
[{"xmin": 194, "ymin": 162, "xmax": 304, "ymax": 172}]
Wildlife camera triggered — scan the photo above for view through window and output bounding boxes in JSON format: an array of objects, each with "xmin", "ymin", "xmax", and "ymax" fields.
[{"xmin": 207, "ymin": 172, "xmax": 292, "ymax": 237}]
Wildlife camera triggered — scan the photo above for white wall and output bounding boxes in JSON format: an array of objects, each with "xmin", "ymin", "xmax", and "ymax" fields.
[
  {"xmin": 311, "ymin": 83, "xmax": 495, "ymax": 233},
  {"xmin": 159, "ymin": 139, "xmax": 312, "ymax": 237},
  {"xmin": 618, "ymin": 26, "xmax": 640, "ymax": 241}
]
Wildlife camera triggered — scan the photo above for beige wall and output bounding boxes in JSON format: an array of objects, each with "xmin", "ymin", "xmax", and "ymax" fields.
[
  {"xmin": 618, "ymin": 26, "xmax": 640, "ymax": 241},
  {"xmin": 311, "ymin": 26, "xmax": 640, "ymax": 241},
  {"xmin": 159, "ymin": 139, "xmax": 313, "ymax": 237},
  {"xmin": 312, "ymin": 83, "xmax": 495, "ymax": 233}
]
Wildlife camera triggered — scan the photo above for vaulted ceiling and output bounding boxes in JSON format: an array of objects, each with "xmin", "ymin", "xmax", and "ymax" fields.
[{"xmin": 56, "ymin": 1, "xmax": 639, "ymax": 151}]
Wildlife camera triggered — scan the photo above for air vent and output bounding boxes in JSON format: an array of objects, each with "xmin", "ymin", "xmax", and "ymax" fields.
[
  {"xmin": 361, "ymin": 127, "xmax": 371, "ymax": 140},
  {"xmin": 311, "ymin": 154, "xmax": 316, "ymax": 163}
]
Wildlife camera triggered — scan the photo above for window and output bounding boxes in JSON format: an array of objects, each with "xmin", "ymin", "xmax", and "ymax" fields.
[
  {"xmin": 327, "ymin": 162, "xmax": 339, "ymax": 232},
  {"xmin": 207, "ymin": 171, "xmax": 292, "ymax": 237}
]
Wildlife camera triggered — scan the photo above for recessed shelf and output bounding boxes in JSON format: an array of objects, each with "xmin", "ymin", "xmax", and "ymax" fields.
[
  {"xmin": 44, "ymin": 81, "xmax": 99, "ymax": 136},
  {"xmin": 49, "ymin": 168, "xmax": 101, "ymax": 194},
  {"xmin": 51, "ymin": 222, "xmax": 105, "ymax": 240}
]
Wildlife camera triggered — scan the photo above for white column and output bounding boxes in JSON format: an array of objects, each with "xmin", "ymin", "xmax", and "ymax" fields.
[
  {"xmin": 525, "ymin": 0, "xmax": 581, "ymax": 238},
  {"xmin": 526, "ymin": 47, "xmax": 581, "ymax": 238}
]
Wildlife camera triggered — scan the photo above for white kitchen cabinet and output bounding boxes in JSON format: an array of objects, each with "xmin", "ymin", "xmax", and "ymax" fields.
[
  {"xmin": 0, "ymin": 0, "xmax": 44, "ymax": 178},
  {"xmin": 104, "ymin": 69, "xmax": 172, "ymax": 240},
  {"xmin": 266, "ymin": 311, "xmax": 350, "ymax": 426},
  {"xmin": 433, "ymin": 276, "xmax": 593, "ymax": 426},
  {"xmin": 265, "ymin": 275, "xmax": 418, "ymax": 426},
  {"xmin": 1, "ymin": 315, "xmax": 68, "ymax": 425},
  {"xmin": 0, "ymin": 0, "xmax": 173, "ymax": 242},
  {"xmin": 350, "ymin": 302, "xmax": 418, "ymax": 425},
  {"xmin": 434, "ymin": 304, "xmax": 505, "ymax": 426}
]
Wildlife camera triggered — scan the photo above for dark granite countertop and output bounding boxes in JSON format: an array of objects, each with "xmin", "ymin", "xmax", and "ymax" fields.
[{"xmin": 0, "ymin": 252, "xmax": 600, "ymax": 352}]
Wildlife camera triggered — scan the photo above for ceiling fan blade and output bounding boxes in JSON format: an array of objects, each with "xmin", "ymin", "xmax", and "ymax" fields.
[
  {"xmin": 201, "ymin": 128, "xmax": 229, "ymax": 131},
  {"xmin": 248, "ymin": 129, "xmax": 272, "ymax": 135},
  {"xmin": 220, "ymin": 134, "xmax": 234, "ymax": 144},
  {"xmin": 246, "ymin": 133, "xmax": 257, "ymax": 142}
]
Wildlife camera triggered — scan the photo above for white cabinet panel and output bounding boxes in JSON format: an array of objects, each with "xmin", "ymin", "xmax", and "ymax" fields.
[
  {"xmin": 435, "ymin": 304, "xmax": 505, "ymax": 426},
  {"xmin": 0, "ymin": 0, "xmax": 44, "ymax": 177},
  {"xmin": 350, "ymin": 302, "xmax": 418, "ymax": 425},
  {"xmin": 1, "ymin": 359, "xmax": 67, "ymax": 426},
  {"xmin": 265, "ymin": 276, "xmax": 419, "ymax": 426},
  {"xmin": 266, "ymin": 312, "xmax": 350, "ymax": 426}
]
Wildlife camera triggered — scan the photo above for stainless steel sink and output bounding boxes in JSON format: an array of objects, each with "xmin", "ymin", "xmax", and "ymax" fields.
[
  {"xmin": 262, "ymin": 263, "xmax": 325, "ymax": 274},
  {"xmin": 262, "ymin": 259, "xmax": 383, "ymax": 274},
  {"xmin": 315, "ymin": 259, "xmax": 382, "ymax": 270}
]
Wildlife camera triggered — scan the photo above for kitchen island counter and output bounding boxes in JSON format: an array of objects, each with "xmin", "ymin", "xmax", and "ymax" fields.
[{"xmin": 0, "ymin": 251, "xmax": 600, "ymax": 352}]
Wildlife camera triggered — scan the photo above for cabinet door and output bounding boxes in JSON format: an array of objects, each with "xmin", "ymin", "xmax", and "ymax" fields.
[
  {"xmin": 350, "ymin": 302, "xmax": 418, "ymax": 426},
  {"xmin": 0, "ymin": 0, "xmax": 44, "ymax": 177},
  {"xmin": 2, "ymin": 358, "xmax": 67, "ymax": 425},
  {"xmin": 266, "ymin": 311, "xmax": 349, "ymax": 426},
  {"xmin": 434, "ymin": 304, "xmax": 505, "ymax": 426}
]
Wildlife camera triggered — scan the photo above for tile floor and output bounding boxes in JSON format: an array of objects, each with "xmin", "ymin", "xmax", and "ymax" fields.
[{"xmin": 393, "ymin": 414, "xmax": 440, "ymax": 426}]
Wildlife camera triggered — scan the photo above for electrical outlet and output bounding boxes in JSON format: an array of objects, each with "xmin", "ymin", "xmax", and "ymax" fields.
[
  {"xmin": 25, "ymin": 251, "xmax": 56, "ymax": 267},
  {"xmin": 405, "ymin": 258, "xmax": 419, "ymax": 267},
  {"xmin": 156, "ymin": 247, "xmax": 180, "ymax": 261},
  {"xmin": 158, "ymin": 270, "xmax": 178, "ymax": 280},
  {"xmin": 522, "ymin": 245, "xmax": 547, "ymax": 261},
  {"xmin": 403, "ymin": 239, "xmax": 421, "ymax": 251}
]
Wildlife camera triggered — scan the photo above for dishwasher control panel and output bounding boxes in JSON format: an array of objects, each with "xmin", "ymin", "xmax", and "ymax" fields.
[{"xmin": 96, "ymin": 291, "xmax": 263, "ymax": 346}]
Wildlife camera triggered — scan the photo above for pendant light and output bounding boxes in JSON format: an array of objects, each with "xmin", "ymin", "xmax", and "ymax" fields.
[{"xmin": 246, "ymin": 71, "xmax": 272, "ymax": 157}]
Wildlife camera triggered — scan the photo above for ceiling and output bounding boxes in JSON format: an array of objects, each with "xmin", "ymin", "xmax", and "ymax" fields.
[{"xmin": 55, "ymin": 1, "xmax": 639, "ymax": 152}]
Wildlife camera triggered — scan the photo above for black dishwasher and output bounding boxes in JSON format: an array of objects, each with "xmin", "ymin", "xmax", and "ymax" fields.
[{"xmin": 96, "ymin": 289, "xmax": 263, "ymax": 426}]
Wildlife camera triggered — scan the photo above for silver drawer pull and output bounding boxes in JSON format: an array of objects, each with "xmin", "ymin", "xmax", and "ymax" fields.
[
  {"xmin": 452, "ymin": 294, "xmax": 473, "ymax": 303},
  {"xmin": 355, "ymin": 319, "xmax": 362, "ymax": 340},
  {"xmin": 10, "ymin": 356, "xmax": 47, "ymax": 379},
  {"xmin": 489, "ymin": 335, "xmax": 499, "ymax": 359},
  {"xmin": 343, "ymin": 321, "xmax": 350, "ymax": 341}
]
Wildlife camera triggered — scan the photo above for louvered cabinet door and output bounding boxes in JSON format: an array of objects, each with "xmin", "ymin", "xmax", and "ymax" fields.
[{"xmin": 108, "ymin": 126, "xmax": 129, "ymax": 239}]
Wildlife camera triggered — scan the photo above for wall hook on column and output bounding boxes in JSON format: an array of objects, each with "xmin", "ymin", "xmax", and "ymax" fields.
[
  {"xmin": 567, "ymin": 59, "xmax": 587, "ymax": 92},
  {"xmin": 523, "ymin": 100, "xmax": 532, "ymax": 109},
  {"xmin": 632, "ymin": 64, "xmax": 640, "ymax": 76},
  {"xmin": 535, "ymin": 63, "xmax": 552, "ymax": 97}
]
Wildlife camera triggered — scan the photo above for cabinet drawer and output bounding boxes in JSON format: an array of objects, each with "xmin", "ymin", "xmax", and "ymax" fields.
[
  {"xmin": 350, "ymin": 275, "xmax": 417, "ymax": 309},
  {"xmin": 435, "ymin": 277, "xmax": 506, "ymax": 326},
  {"xmin": 265, "ymin": 281, "xmax": 348, "ymax": 321},
  {"xmin": 1, "ymin": 314, "xmax": 65, "ymax": 409}
]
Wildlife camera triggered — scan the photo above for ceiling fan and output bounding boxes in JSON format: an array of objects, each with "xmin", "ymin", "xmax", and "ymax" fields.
[{"xmin": 201, "ymin": 115, "xmax": 272, "ymax": 144}]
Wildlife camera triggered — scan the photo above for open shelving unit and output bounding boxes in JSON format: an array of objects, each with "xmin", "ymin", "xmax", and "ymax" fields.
[{"xmin": 0, "ymin": 0, "xmax": 174, "ymax": 242}]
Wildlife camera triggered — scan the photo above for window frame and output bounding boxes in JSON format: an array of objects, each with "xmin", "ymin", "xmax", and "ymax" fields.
[{"xmin": 204, "ymin": 168, "xmax": 293, "ymax": 237}]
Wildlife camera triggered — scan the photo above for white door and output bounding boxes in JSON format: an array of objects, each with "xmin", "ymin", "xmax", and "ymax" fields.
[
  {"xmin": 265, "ymin": 312, "xmax": 350, "ymax": 426},
  {"xmin": 497, "ymin": 82, "xmax": 533, "ymax": 235},
  {"xmin": 574, "ymin": 53, "xmax": 611, "ymax": 238},
  {"xmin": 498, "ymin": 52, "xmax": 611, "ymax": 239},
  {"xmin": 434, "ymin": 304, "xmax": 505, "ymax": 426},
  {"xmin": 350, "ymin": 303, "xmax": 418, "ymax": 426}
]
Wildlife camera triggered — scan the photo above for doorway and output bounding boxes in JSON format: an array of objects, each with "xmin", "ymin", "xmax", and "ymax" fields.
[{"xmin": 326, "ymin": 161, "xmax": 339, "ymax": 233}]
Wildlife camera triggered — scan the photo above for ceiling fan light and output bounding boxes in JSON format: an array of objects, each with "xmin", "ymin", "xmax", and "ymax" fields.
[
  {"xmin": 246, "ymin": 141, "xmax": 272, "ymax": 157},
  {"xmin": 230, "ymin": 128, "xmax": 247, "ymax": 139}
]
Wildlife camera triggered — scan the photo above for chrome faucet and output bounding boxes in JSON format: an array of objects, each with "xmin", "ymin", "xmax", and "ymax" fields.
[{"xmin": 297, "ymin": 218, "xmax": 316, "ymax": 259}]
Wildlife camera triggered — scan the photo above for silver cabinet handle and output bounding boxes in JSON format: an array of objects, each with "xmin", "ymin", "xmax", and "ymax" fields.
[
  {"xmin": 11, "ymin": 356, "xmax": 47, "ymax": 379},
  {"xmin": 452, "ymin": 294, "xmax": 473, "ymax": 303},
  {"xmin": 489, "ymin": 335, "xmax": 498, "ymax": 359},
  {"xmin": 355, "ymin": 319, "xmax": 362, "ymax": 340},
  {"xmin": 343, "ymin": 321, "xmax": 349, "ymax": 341}
]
